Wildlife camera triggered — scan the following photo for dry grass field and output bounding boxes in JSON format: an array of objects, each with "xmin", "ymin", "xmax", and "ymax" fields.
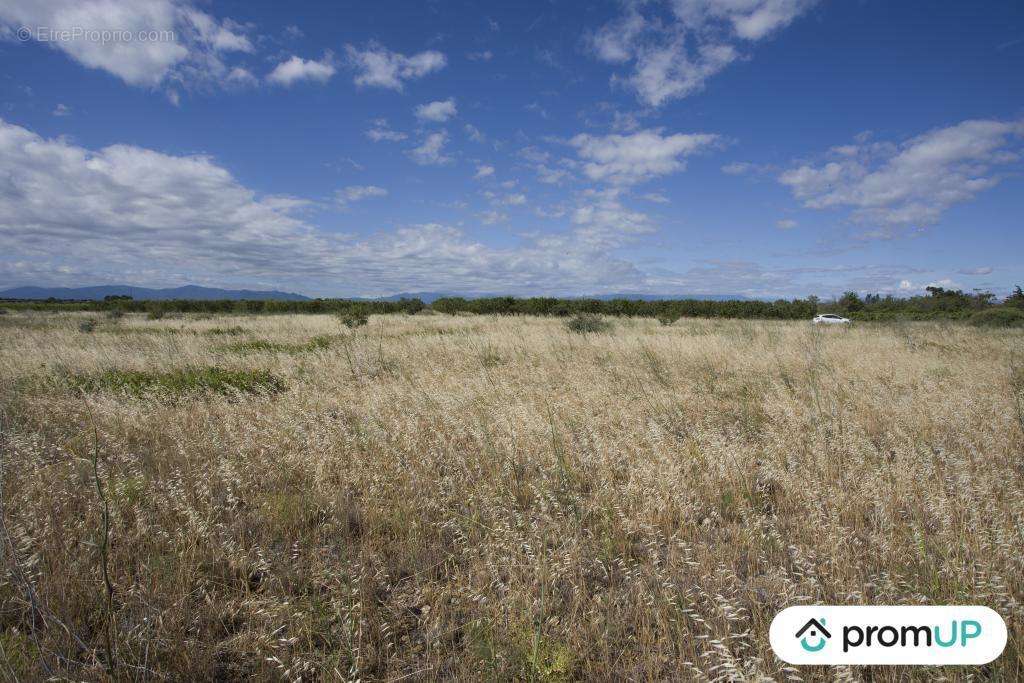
[{"xmin": 1, "ymin": 310, "xmax": 1022, "ymax": 681}]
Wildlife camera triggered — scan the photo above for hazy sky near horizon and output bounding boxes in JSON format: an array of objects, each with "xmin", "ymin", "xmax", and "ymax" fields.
[{"xmin": 1, "ymin": 0, "xmax": 1022, "ymax": 298}]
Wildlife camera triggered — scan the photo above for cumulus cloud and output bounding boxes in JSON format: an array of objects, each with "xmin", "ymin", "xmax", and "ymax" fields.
[
  {"xmin": 474, "ymin": 165, "xmax": 495, "ymax": 179},
  {"xmin": 336, "ymin": 185, "xmax": 387, "ymax": 207},
  {"xmin": 2, "ymin": 117, "xmax": 916, "ymax": 299},
  {"xmin": 409, "ymin": 131, "xmax": 452, "ymax": 165},
  {"xmin": 345, "ymin": 42, "xmax": 446, "ymax": 90},
  {"xmin": 572, "ymin": 189, "xmax": 656, "ymax": 248},
  {"xmin": 0, "ymin": 117, "xmax": 658, "ymax": 296},
  {"xmin": 415, "ymin": 98, "xmax": 457, "ymax": 123},
  {"xmin": 588, "ymin": 0, "xmax": 818, "ymax": 106},
  {"xmin": 0, "ymin": 0, "xmax": 253, "ymax": 89},
  {"xmin": 267, "ymin": 54, "xmax": 336, "ymax": 85},
  {"xmin": 366, "ymin": 119, "xmax": 407, "ymax": 142},
  {"xmin": 778, "ymin": 118, "xmax": 1024, "ymax": 235},
  {"xmin": 570, "ymin": 129, "xmax": 720, "ymax": 184}
]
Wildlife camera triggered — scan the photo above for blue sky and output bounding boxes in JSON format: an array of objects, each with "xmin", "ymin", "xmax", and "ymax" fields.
[{"xmin": 1, "ymin": 0, "xmax": 1022, "ymax": 299}]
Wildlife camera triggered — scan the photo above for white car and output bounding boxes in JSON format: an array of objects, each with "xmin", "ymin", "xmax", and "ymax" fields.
[{"xmin": 812, "ymin": 313, "xmax": 851, "ymax": 325}]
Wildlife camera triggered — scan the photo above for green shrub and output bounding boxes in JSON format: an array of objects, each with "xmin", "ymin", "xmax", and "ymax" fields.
[
  {"xmin": 147, "ymin": 309, "xmax": 166, "ymax": 320},
  {"xmin": 564, "ymin": 313, "xmax": 612, "ymax": 334},
  {"xmin": 107, "ymin": 309, "xmax": 125, "ymax": 320},
  {"xmin": 339, "ymin": 311, "xmax": 368, "ymax": 329},
  {"xmin": 78, "ymin": 319, "xmax": 98, "ymax": 333},
  {"xmin": 657, "ymin": 315, "xmax": 678, "ymax": 326},
  {"xmin": 968, "ymin": 307, "xmax": 1024, "ymax": 328},
  {"xmin": 68, "ymin": 366, "xmax": 286, "ymax": 397}
]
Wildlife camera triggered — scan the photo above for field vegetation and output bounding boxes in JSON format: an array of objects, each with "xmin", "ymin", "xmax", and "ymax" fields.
[{"xmin": 1, "ymin": 311, "xmax": 1022, "ymax": 680}]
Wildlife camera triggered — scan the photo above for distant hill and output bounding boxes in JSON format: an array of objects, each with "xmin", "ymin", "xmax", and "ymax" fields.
[
  {"xmin": 0, "ymin": 284, "xmax": 310, "ymax": 301},
  {"xmin": 0, "ymin": 285, "xmax": 750, "ymax": 304}
]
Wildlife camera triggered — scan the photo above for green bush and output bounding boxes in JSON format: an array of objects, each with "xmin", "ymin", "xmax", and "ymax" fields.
[
  {"xmin": 968, "ymin": 307, "xmax": 1024, "ymax": 328},
  {"xmin": 147, "ymin": 309, "xmax": 166, "ymax": 320},
  {"xmin": 78, "ymin": 319, "xmax": 98, "ymax": 333},
  {"xmin": 657, "ymin": 315, "xmax": 678, "ymax": 326},
  {"xmin": 564, "ymin": 313, "xmax": 612, "ymax": 334},
  {"xmin": 339, "ymin": 311, "xmax": 368, "ymax": 329}
]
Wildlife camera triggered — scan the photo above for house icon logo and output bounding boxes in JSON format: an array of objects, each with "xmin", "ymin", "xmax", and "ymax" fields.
[{"xmin": 795, "ymin": 618, "xmax": 831, "ymax": 652}]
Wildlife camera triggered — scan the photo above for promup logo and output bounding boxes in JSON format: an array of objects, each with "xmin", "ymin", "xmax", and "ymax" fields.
[
  {"xmin": 795, "ymin": 618, "xmax": 830, "ymax": 652},
  {"xmin": 770, "ymin": 606, "xmax": 1007, "ymax": 665}
]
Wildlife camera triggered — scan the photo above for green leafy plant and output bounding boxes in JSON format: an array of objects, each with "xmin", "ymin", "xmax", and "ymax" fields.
[
  {"xmin": 339, "ymin": 309, "xmax": 369, "ymax": 329},
  {"xmin": 564, "ymin": 313, "xmax": 611, "ymax": 334},
  {"xmin": 968, "ymin": 307, "xmax": 1024, "ymax": 328}
]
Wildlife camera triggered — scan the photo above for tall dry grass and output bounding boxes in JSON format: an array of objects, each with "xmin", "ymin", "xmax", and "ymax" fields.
[{"xmin": 0, "ymin": 311, "xmax": 1022, "ymax": 680}]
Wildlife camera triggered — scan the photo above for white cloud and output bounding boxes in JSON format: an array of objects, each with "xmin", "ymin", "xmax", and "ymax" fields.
[
  {"xmin": 0, "ymin": 0, "xmax": 252, "ymax": 89},
  {"xmin": 570, "ymin": 128, "xmax": 720, "ymax": 184},
  {"xmin": 626, "ymin": 39, "xmax": 738, "ymax": 106},
  {"xmin": 503, "ymin": 193, "xmax": 527, "ymax": 206},
  {"xmin": 478, "ymin": 210, "xmax": 508, "ymax": 225},
  {"xmin": 474, "ymin": 164, "xmax": 495, "ymax": 179},
  {"xmin": 536, "ymin": 165, "xmax": 570, "ymax": 184},
  {"xmin": 642, "ymin": 192, "xmax": 670, "ymax": 203},
  {"xmin": 336, "ymin": 185, "xmax": 387, "ymax": 207},
  {"xmin": 267, "ymin": 54, "xmax": 335, "ymax": 86},
  {"xmin": 779, "ymin": 118, "xmax": 1024, "ymax": 234},
  {"xmin": 671, "ymin": 0, "xmax": 819, "ymax": 40},
  {"xmin": 415, "ymin": 98, "xmax": 457, "ymax": 123},
  {"xmin": 345, "ymin": 42, "xmax": 446, "ymax": 90},
  {"xmin": 571, "ymin": 188, "xmax": 656, "ymax": 248},
  {"xmin": 2, "ymin": 117, "xmax": 918, "ymax": 299},
  {"xmin": 589, "ymin": 8, "xmax": 647, "ymax": 63},
  {"xmin": 52, "ymin": 103, "xmax": 71, "ymax": 116},
  {"xmin": 226, "ymin": 66, "xmax": 257, "ymax": 86},
  {"xmin": 776, "ymin": 218, "xmax": 797, "ymax": 229},
  {"xmin": 468, "ymin": 50, "xmax": 493, "ymax": 61},
  {"xmin": 410, "ymin": 131, "xmax": 452, "ymax": 166},
  {"xmin": 366, "ymin": 119, "xmax": 407, "ymax": 142},
  {"xmin": 589, "ymin": 0, "xmax": 818, "ymax": 106},
  {"xmin": 0, "ymin": 117, "xmax": 657, "ymax": 296},
  {"xmin": 722, "ymin": 161, "xmax": 756, "ymax": 174},
  {"xmin": 465, "ymin": 124, "xmax": 485, "ymax": 142},
  {"xmin": 957, "ymin": 266, "xmax": 993, "ymax": 276}
]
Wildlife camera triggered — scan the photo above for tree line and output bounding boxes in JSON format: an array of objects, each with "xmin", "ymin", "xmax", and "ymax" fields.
[{"xmin": 2, "ymin": 286, "xmax": 1022, "ymax": 322}]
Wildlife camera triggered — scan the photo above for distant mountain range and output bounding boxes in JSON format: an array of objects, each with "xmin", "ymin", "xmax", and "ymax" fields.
[
  {"xmin": 0, "ymin": 285, "xmax": 751, "ymax": 303},
  {"xmin": 0, "ymin": 285, "xmax": 310, "ymax": 301}
]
